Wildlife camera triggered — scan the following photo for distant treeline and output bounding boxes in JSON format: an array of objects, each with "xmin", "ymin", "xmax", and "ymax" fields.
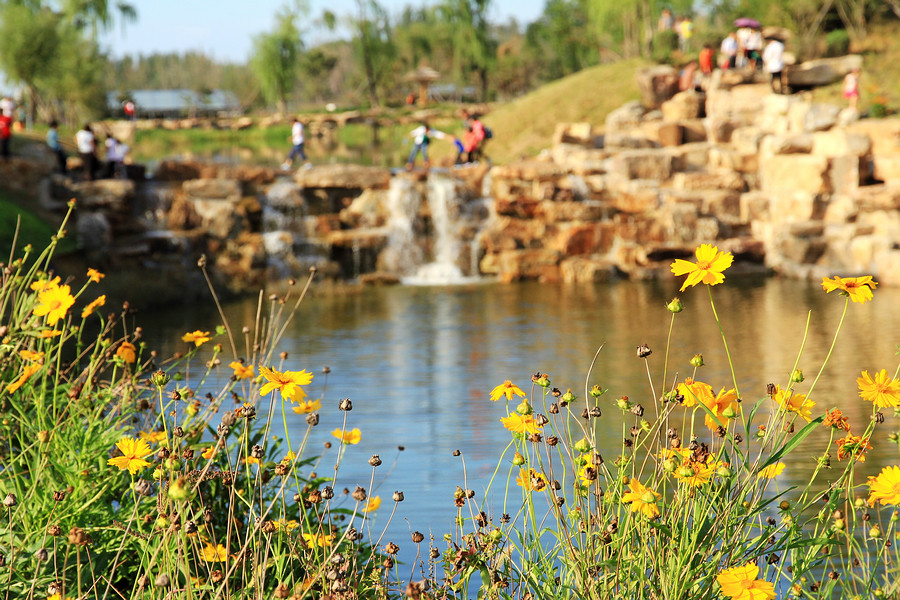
[{"xmin": 1, "ymin": 0, "xmax": 894, "ymax": 122}]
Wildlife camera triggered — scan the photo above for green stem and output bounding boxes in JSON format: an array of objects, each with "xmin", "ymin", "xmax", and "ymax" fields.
[
  {"xmin": 707, "ymin": 285, "xmax": 740, "ymax": 398},
  {"xmin": 807, "ymin": 297, "xmax": 849, "ymax": 399}
]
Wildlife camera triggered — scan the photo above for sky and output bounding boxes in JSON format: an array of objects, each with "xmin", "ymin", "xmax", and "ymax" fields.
[{"xmin": 98, "ymin": 0, "xmax": 545, "ymax": 64}]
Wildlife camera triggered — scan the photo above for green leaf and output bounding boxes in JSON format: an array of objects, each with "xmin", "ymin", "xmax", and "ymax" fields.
[{"xmin": 760, "ymin": 415, "xmax": 825, "ymax": 470}]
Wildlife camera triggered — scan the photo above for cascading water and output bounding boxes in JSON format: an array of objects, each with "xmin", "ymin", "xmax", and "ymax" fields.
[
  {"xmin": 379, "ymin": 177, "xmax": 424, "ymax": 276},
  {"xmin": 404, "ymin": 173, "xmax": 485, "ymax": 285}
]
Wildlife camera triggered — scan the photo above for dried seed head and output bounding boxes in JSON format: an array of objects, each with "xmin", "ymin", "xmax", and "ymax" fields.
[
  {"xmin": 221, "ymin": 411, "xmax": 237, "ymax": 427},
  {"xmin": 241, "ymin": 405, "xmax": 256, "ymax": 419},
  {"xmin": 547, "ymin": 436, "xmax": 559, "ymax": 446},
  {"xmin": 369, "ymin": 455, "xmax": 382, "ymax": 467},
  {"xmin": 465, "ymin": 488, "xmax": 475, "ymax": 499},
  {"xmin": 339, "ymin": 398, "xmax": 352, "ymax": 411},
  {"xmin": 452, "ymin": 449, "xmax": 461, "ymax": 456},
  {"xmin": 766, "ymin": 383, "xmax": 776, "ymax": 396},
  {"xmin": 501, "ymin": 513, "xmax": 510, "ymax": 524},
  {"xmin": 52, "ymin": 490, "xmax": 66, "ymax": 502},
  {"xmin": 47, "ymin": 525, "xmax": 61, "ymax": 536},
  {"xmin": 636, "ymin": 344, "xmax": 652, "ymax": 358},
  {"xmin": 430, "ymin": 548, "xmax": 440, "ymax": 559},
  {"xmin": 412, "ymin": 531, "xmax": 425, "ymax": 543},
  {"xmin": 590, "ymin": 407, "xmax": 602, "ymax": 418},
  {"xmin": 35, "ymin": 548, "xmax": 48, "ymax": 562},
  {"xmin": 549, "ymin": 403, "xmax": 559, "ymax": 414},
  {"xmin": 134, "ymin": 479, "xmax": 153, "ymax": 497},
  {"xmin": 385, "ymin": 542, "xmax": 399, "ymax": 555},
  {"xmin": 216, "ymin": 424, "xmax": 230, "ymax": 438},
  {"xmin": 534, "ymin": 414, "xmax": 549, "ymax": 426},
  {"xmin": 137, "ymin": 575, "xmax": 150, "ymax": 589},
  {"xmin": 274, "ymin": 583, "xmax": 291, "ymax": 598},
  {"xmin": 68, "ymin": 527, "xmax": 91, "ymax": 546},
  {"xmin": 322, "ymin": 486, "xmax": 334, "ymax": 500},
  {"xmin": 184, "ymin": 520, "xmax": 197, "ymax": 534},
  {"xmin": 352, "ymin": 486, "xmax": 367, "ymax": 501},
  {"xmin": 305, "ymin": 413, "xmax": 319, "ymax": 426},
  {"xmin": 630, "ymin": 404, "xmax": 644, "ymax": 417},
  {"xmin": 393, "ymin": 491, "xmax": 404, "ymax": 502},
  {"xmin": 251, "ymin": 444, "xmax": 264, "ymax": 459},
  {"xmin": 3, "ymin": 493, "xmax": 17, "ymax": 507},
  {"xmin": 346, "ymin": 527, "xmax": 360, "ymax": 541},
  {"xmin": 154, "ymin": 573, "xmax": 171, "ymax": 588}
]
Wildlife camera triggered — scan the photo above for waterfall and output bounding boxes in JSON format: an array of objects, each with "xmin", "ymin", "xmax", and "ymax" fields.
[
  {"xmin": 379, "ymin": 177, "xmax": 424, "ymax": 276},
  {"xmin": 405, "ymin": 174, "xmax": 480, "ymax": 285}
]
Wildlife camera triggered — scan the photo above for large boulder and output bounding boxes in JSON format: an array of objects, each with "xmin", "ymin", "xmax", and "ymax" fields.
[
  {"xmin": 635, "ymin": 66, "xmax": 679, "ymax": 109},
  {"xmin": 760, "ymin": 154, "xmax": 830, "ymax": 194},
  {"xmin": 610, "ymin": 150, "xmax": 673, "ymax": 180},
  {"xmin": 661, "ymin": 90, "xmax": 704, "ymax": 121},
  {"xmin": 785, "ymin": 54, "xmax": 863, "ymax": 88},
  {"xmin": 294, "ymin": 164, "xmax": 391, "ymax": 189},
  {"xmin": 605, "ymin": 101, "xmax": 648, "ymax": 134}
]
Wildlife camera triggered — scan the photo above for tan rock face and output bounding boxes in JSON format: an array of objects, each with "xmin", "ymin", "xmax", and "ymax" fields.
[
  {"xmin": 610, "ymin": 150, "xmax": 673, "ymax": 180},
  {"xmin": 760, "ymin": 155, "xmax": 830, "ymax": 194},
  {"xmin": 661, "ymin": 91, "xmax": 704, "ymax": 121},
  {"xmin": 635, "ymin": 66, "xmax": 679, "ymax": 109},
  {"xmin": 294, "ymin": 164, "xmax": 391, "ymax": 189}
]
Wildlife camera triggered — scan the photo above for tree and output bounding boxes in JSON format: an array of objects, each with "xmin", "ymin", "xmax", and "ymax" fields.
[
  {"xmin": 440, "ymin": 0, "xmax": 496, "ymax": 101},
  {"xmin": 250, "ymin": 6, "xmax": 304, "ymax": 114},
  {"xmin": 352, "ymin": 0, "xmax": 395, "ymax": 107},
  {"xmin": 0, "ymin": 5, "xmax": 61, "ymax": 122},
  {"xmin": 525, "ymin": 0, "xmax": 597, "ymax": 80}
]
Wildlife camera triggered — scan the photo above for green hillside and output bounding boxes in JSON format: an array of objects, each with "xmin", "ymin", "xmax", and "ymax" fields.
[{"xmin": 483, "ymin": 58, "xmax": 648, "ymax": 164}]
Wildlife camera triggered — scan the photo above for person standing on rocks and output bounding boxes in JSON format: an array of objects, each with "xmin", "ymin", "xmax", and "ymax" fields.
[
  {"xmin": 405, "ymin": 120, "xmax": 447, "ymax": 170},
  {"xmin": 762, "ymin": 36, "xmax": 786, "ymax": 94},
  {"xmin": 843, "ymin": 67, "xmax": 860, "ymax": 111},
  {"xmin": 47, "ymin": 120, "xmax": 66, "ymax": 174},
  {"xmin": 282, "ymin": 117, "xmax": 310, "ymax": 170},
  {"xmin": 0, "ymin": 111, "xmax": 11, "ymax": 160},
  {"xmin": 75, "ymin": 123, "xmax": 97, "ymax": 180}
]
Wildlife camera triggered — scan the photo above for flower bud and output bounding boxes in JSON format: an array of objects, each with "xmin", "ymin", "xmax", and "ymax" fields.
[
  {"xmin": 790, "ymin": 369, "xmax": 804, "ymax": 383},
  {"xmin": 722, "ymin": 406, "xmax": 736, "ymax": 419},
  {"xmin": 393, "ymin": 491, "xmax": 404, "ymax": 502},
  {"xmin": 574, "ymin": 438, "xmax": 591, "ymax": 454},
  {"xmin": 717, "ymin": 466, "xmax": 733, "ymax": 478},
  {"xmin": 589, "ymin": 386, "xmax": 602, "ymax": 398},
  {"xmin": 168, "ymin": 478, "xmax": 188, "ymax": 501},
  {"xmin": 512, "ymin": 451, "xmax": 526, "ymax": 466},
  {"xmin": 677, "ymin": 466, "xmax": 695, "ymax": 479},
  {"xmin": 516, "ymin": 401, "xmax": 532, "ymax": 416},
  {"xmin": 616, "ymin": 397, "xmax": 631, "ymax": 411},
  {"xmin": 532, "ymin": 373, "xmax": 550, "ymax": 388},
  {"xmin": 855, "ymin": 497, "xmax": 867, "ymax": 509},
  {"xmin": 155, "ymin": 517, "xmax": 170, "ymax": 530},
  {"xmin": 563, "ymin": 389, "xmax": 578, "ymax": 402},
  {"xmin": 640, "ymin": 419, "xmax": 651, "ymax": 432},
  {"xmin": 690, "ymin": 354, "xmax": 704, "ymax": 368},
  {"xmin": 833, "ymin": 518, "xmax": 845, "ymax": 531},
  {"xmin": 666, "ymin": 298, "xmax": 684, "ymax": 313},
  {"xmin": 151, "ymin": 370, "xmax": 170, "ymax": 388},
  {"xmin": 489, "ymin": 528, "xmax": 503, "ymax": 542},
  {"xmin": 870, "ymin": 525, "xmax": 882, "ymax": 538},
  {"xmin": 663, "ymin": 458, "xmax": 677, "ymax": 473}
]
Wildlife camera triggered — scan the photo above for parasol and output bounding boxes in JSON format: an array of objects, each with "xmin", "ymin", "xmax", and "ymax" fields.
[{"xmin": 734, "ymin": 17, "xmax": 761, "ymax": 28}]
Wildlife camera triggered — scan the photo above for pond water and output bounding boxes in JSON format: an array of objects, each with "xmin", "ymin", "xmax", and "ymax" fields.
[{"xmin": 140, "ymin": 275, "xmax": 900, "ymax": 566}]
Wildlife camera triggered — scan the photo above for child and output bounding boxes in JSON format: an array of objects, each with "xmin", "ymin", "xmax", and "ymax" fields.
[
  {"xmin": 406, "ymin": 121, "xmax": 446, "ymax": 170},
  {"xmin": 843, "ymin": 67, "xmax": 860, "ymax": 111}
]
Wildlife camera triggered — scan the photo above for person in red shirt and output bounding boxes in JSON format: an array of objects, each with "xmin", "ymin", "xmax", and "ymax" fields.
[
  {"xmin": 699, "ymin": 44, "xmax": 714, "ymax": 76},
  {"xmin": 0, "ymin": 113, "xmax": 11, "ymax": 159}
]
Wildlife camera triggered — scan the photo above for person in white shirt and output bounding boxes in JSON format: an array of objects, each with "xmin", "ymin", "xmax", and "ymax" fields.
[
  {"xmin": 762, "ymin": 37, "xmax": 786, "ymax": 94},
  {"xmin": 720, "ymin": 32, "xmax": 738, "ymax": 69},
  {"xmin": 281, "ymin": 117, "xmax": 309, "ymax": 170},
  {"xmin": 405, "ymin": 121, "xmax": 446, "ymax": 170},
  {"xmin": 745, "ymin": 28, "xmax": 763, "ymax": 69},
  {"xmin": 104, "ymin": 136, "xmax": 129, "ymax": 178},
  {"xmin": 74, "ymin": 123, "xmax": 97, "ymax": 180},
  {"xmin": 0, "ymin": 96, "xmax": 14, "ymax": 118}
]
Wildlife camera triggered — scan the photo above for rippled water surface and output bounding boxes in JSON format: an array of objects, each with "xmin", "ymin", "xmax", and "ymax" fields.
[{"xmin": 141, "ymin": 276, "xmax": 900, "ymax": 563}]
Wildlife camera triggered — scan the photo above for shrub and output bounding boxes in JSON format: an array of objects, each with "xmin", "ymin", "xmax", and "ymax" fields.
[{"xmin": 825, "ymin": 29, "xmax": 851, "ymax": 57}]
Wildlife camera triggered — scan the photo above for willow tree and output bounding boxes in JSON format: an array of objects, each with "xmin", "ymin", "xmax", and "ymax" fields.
[
  {"xmin": 353, "ymin": 0, "xmax": 395, "ymax": 107},
  {"xmin": 440, "ymin": 0, "xmax": 495, "ymax": 101},
  {"xmin": 250, "ymin": 7, "xmax": 304, "ymax": 114}
]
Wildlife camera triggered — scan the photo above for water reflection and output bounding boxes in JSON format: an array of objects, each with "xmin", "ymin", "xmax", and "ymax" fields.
[{"xmin": 140, "ymin": 277, "xmax": 900, "ymax": 563}]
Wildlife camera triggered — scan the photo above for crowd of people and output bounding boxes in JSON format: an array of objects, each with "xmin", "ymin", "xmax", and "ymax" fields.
[
  {"xmin": 664, "ymin": 13, "xmax": 861, "ymax": 106},
  {"xmin": 69, "ymin": 123, "xmax": 130, "ymax": 180}
]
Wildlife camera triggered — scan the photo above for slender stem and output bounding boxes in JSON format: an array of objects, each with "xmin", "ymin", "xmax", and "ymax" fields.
[
  {"xmin": 706, "ymin": 285, "xmax": 740, "ymax": 398},
  {"xmin": 807, "ymin": 297, "xmax": 850, "ymax": 399}
]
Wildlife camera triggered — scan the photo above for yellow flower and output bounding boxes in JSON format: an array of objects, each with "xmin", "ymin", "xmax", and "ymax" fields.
[
  {"xmin": 836, "ymin": 433, "xmax": 872, "ymax": 463},
  {"xmin": 6, "ymin": 363, "xmax": 41, "ymax": 393},
  {"xmin": 670, "ymin": 244, "xmax": 734, "ymax": 291},
  {"xmin": 201, "ymin": 543, "xmax": 227, "ymax": 562},
  {"xmin": 201, "ymin": 445, "xmax": 217, "ymax": 460},
  {"xmin": 259, "ymin": 366, "xmax": 313, "ymax": 402},
  {"xmin": 86, "ymin": 268, "xmax": 105, "ymax": 283},
  {"xmin": 857, "ymin": 369, "xmax": 900, "ymax": 408},
  {"xmin": 621, "ymin": 479, "xmax": 661, "ymax": 518},
  {"xmin": 363, "ymin": 496, "xmax": 382, "ymax": 513},
  {"xmin": 139, "ymin": 430, "xmax": 167, "ymax": 445},
  {"xmin": 757, "ymin": 462, "xmax": 785, "ymax": 479},
  {"xmin": 30, "ymin": 276, "xmax": 60, "ymax": 292},
  {"xmin": 33, "ymin": 282, "xmax": 75, "ymax": 325},
  {"xmin": 18, "ymin": 350, "xmax": 44, "ymax": 362},
  {"xmin": 291, "ymin": 398, "xmax": 322, "ymax": 414},
  {"xmin": 47, "ymin": 593, "xmax": 73, "ymax": 600},
  {"xmin": 676, "ymin": 378, "xmax": 713, "ymax": 408},
  {"xmin": 182, "ymin": 330, "xmax": 211, "ymax": 347},
  {"xmin": 273, "ymin": 519, "xmax": 299, "ymax": 531},
  {"xmin": 302, "ymin": 532, "xmax": 333, "ymax": 547},
  {"xmin": 245, "ymin": 456, "xmax": 260, "ymax": 465},
  {"xmin": 490, "ymin": 380, "xmax": 527, "ymax": 402},
  {"xmin": 516, "ymin": 469, "xmax": 549, "ymax": 491},
  {"xmin": 702, "ymin": 387, "xmax": 740, "ymax": 430},
  {"xmin": 771, "ymin": 385, "xmax": 815, "ymax": 423},
  {"xmin": 673, "ymin": 461, "xmax": 715, "ymax": 487},
  {"xmin": 822, "ymin": 275, "xmax": 877, "ymax": 303},
  {"xmin": 107, "ymin": 436, "xmax": 154, "ymax": 474},
  {"xmin": 717, "ymin": 562, "xmax": 776, "ymax": 600},
  {"xmin": 867, "ymin": 465, "xmax": 900, "ymax": 507},
  {"xmin": 500, "ymin": 413, "xmax": 543, "ymax": 435},
  {"xmin": 81, "ymin": 295, "xmax": 106, "ymax": 318},
  {"xmin": 229, "ymin": 360, "xmax": 254, "ymax": 380},
  {"xmin": 39, "ymin": 330, "xmax": 62, "ymax": 338},
  {"xmin": 116, "ymin": 342, "xmax": 137, "ymax": 364},
  {"xmin": 331, "ymin": 428, "xmax": 361, "ymax": 445}
]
